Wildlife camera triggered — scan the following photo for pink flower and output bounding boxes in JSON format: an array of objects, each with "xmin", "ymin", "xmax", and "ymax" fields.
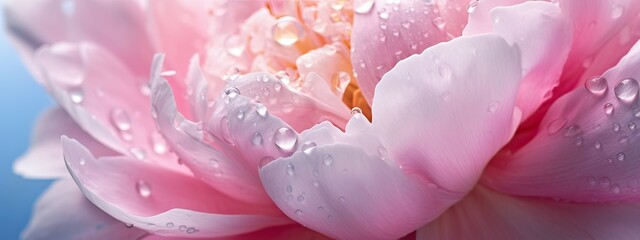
[{"xmin": 7, "ymin": 0, "xmax": 640, "ymax": 239}]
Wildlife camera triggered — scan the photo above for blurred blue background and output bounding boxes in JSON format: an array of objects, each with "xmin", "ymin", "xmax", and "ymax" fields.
[{"xmin": 0, "ymin": 5, "xmax": 54, "ymax": 240}]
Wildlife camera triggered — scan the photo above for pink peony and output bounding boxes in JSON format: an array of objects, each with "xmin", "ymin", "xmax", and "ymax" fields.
[{"xmin": 6, "ymin": 0, "xmax": 640, "ymax": 239}]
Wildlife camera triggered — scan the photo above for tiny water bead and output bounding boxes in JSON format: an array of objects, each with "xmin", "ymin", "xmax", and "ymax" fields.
[
  {"xmin": 614, "ymin": 78, "xmax": 639, "ymax": 104},
  {"xmin": 224, "ymin": 87, "xmax": 240, "ymax": 100},
  {"xmin": 611, "ymin": 4, "xmax": 624, "ymax": 19},
  {"xmin": 604, "ymin": 103, "xmax": 614, "ymax": 116},
  {"xmin": 378, "ymin": 146, "xmax": 388, "ymax": 160},
  {"xmin": 487, "ymin": 101, "xmax": 500, "ymax": 113},
  {"xmin": 585, "ymin": 76, "xmax": 608, "ymax": 96},
  {"xmin": 613, "ymin": 122, "xmax": 621, "ymax": 132},
  {"xmin": 274, "ymin": 127, "xmax": 298, "ymax": 152},
  {"xmin": 252, "ymin": 132, "xmax": 263, "ymax": 146},
  {"xmin": 322, "ymin": 154, "xmax": 335, "ymax": 166},
  {"xmin": 295, "ymin": 209, "xmax": 303, "ymax": 216},
  {"xmin": 286, "ymin": 185, "xmax": 293, "ymax": 193},
  {"xmin": 351, "ymin": 107, "xmax": 363, "ymax": 116},
  {"xmin": 466, "ymin": 0, "xmax": 478, "ymax": 13},
  {"xmin": 617, "ymin": 152, "xmax": 626, "ymax": 161},
  {"xmin": 301, "ymin": 141, "xmax": 317, "ymax": 154},
  {"xmin": 187, "ymin": 227, "xmax": 197, "ymax": 234},
  {"xmin": 166, "ymin": 222, "xmax": 174, "ymax": 228},
  {"xmin": 378, "ymin": 8, "xmax": 390, "ymax": 20},
  {"xmin": 286, "ymin": 163, "xmax": 295, "ymax": 176},
  {"xmin": 136, "ymin": 180, "xmax": 151, "ymax": 198},
  {"xmin": 272, "ymin": 16, "xmax": 305, "ymax": 46},
  {"xmin": 151, "ymin": 132, "xmax": 168, "ymax": 155},
  {"xmin": 69, "ymin": 87, "xmax": 84, "ymax": 104},
  {"xmin": 110, "ymin": 108, "xmax": 132, "ymax": 131},
  {"xmin": 256, "ymin": 104, "xmax": 268, "ymax": 117},
  {"xmin": 354, "ymin": 0, "xmax": 375, "ymax": 14}
]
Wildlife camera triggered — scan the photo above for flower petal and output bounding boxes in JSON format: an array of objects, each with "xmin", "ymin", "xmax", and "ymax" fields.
[
  {"xmin": 22, "ymin": 180, "xmax": 146, "ymax": 240},
  {"xmin": 372, "ymin": 34, "xmax": 522, "ymax": 193},
  {"xmin": 485, "ymin": 39, "xmax": 640, "ymax": 202},
  {"xmin": 465, "ymin": 1, "xmax": 573, "ymax": 120},
  {"xmin": 34, "ymin": 42, "xmax": 186, "ymax": 173},
  {"xmin": 350, "ymin": 0, "xmax": 468, "ymax": 103},
  {"xmin": 5, "ymin": 0, "xmax": 154, "ymax": 77},
  {"xmin": 62, "ymin": 137, "xmax": 291, "ymax": 238},
  {"xmin": 418, "ymin": 185, "xmax": 640, "ymax": 239},
  {"xmin": 259, "ymin": 137, "xmax": 458, "ymax": 240},
  {"xmin": 140, "ymin": 225, "xmax": 327, "ymax": 240},
  {"xmin": 14, "ymin": 107, "xmax": 115, "ymax": 179}
]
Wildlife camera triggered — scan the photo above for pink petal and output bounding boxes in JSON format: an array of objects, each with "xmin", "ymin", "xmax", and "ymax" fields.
[
  {"xmin": 62, "ymin": 137, "xmax": 291, "ymax": 238},
  {"xmin": 15, "ymin": 107, "xmax": 115, "ymax": 179},
  {"xmin": 140, "ymin": 225, "xmax": 328, "ymax": 240},
  {"xmin": 259, "ymin": 130, "xmax": 459, "ymax": 239},
  {"xmin": 465, "ymin": 1, "xmax": 573, "ymax": 120},
  {"xmin": 34, "ymin": 42, "xmax": 186, "ymax": 173},
  {"xmin": 485, "ymin": 40, "xmax": 640, "ymax": 202},
  {"xmin": 5, "ymin": 0, "xmax": 154, "ymax": 77},
  {"xmin": 372, "ymin": 34, "xmax": 522, "ymax": 193},
  {"xmin": 22, "ymin": 180, "xmax": 146, "ymax": 240},
  {"xmin": 462, "ymin": 0, "xmax": 527, "ymax": 36},
  {"xmin": 350, "ymin": 0, "xmax": 468, "ymax": 103},
  {"xmin": 418, "ymin": 185, "xmax": 640, "ymax": 239}
]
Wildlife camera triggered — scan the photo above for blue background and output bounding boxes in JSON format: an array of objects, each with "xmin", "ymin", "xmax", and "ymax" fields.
[{"xmin": 0, "ymin": 4, "xmax": 54, "ymax": 239}]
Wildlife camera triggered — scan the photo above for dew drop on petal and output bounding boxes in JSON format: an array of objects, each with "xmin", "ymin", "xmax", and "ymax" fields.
[
  {"xmin": 272, "ymin": 16, "xmax": 305, "ymax": 46},
  {"xmin": 351, "ymin": 107, "xmax": 362, "ymax": 116},
  {"xmin": 613, "ymin": 122, "xmax": 621, "ymax": 132},
  {"xmin": 69, "ymin": 87, "xmax": 84, "ymax": 104},
  {"xmin": 301, "ymin": 141, "xmax": 317, "ymax": 154},
  {"xmin": 323, "ymin": 154, "xmax": 334, "ymax": 166},
  {"xmin": 166, "ymin": 222, "xmax": 174, "ymax": 228},
  {"xmin": 136, "ymin": 180, "xmax": 151, "ymax": 198},
  {"xmin": 286, "ymin": 163, "xmax": 295, "ymax": 176},
  {"xmin": 487, "ymin": 101, "xmax": 500, "ymax": 113},
  {"xmin": 378, "ymin": 146, "xmax": 388, "ymax": 160},
  {"xmin": 611, "ymin": 4, "xmax": 624, "ymax": 19},
  {"xmin": 110, "ymin": 108, "xmax": 132, "ymax": 131},
  {"xmin": 150, "ymin": 132, "xmax": 168, "ymax": 155},
  {"xmin": 295, "ymin": 209, "xmax": 303, "ymax": 216},
  {"xmin": 604, "ymin": 103, "xmax": 614, "ymax": 116},
  {"xmin": 378, "ymin": 8, "xmax": 390, "ymax": 19},
  {"xmin": 617, "ymin": 152, "xmax": 626, "ymax": 161},
  {"xmin": 614, "ymin": 78, "xmax": 639, "ymax": 104},
  {"xmin": 252, "ymin": 132, "xmax": 263, "ymax": 146},
  {"xmin": 256, "ymin": 104, "xmax": 268, "ymax": 117},
  {"xmin": 585, "ymin": 76, "xmax": 608, "ymax": 96},
  {"xmin": 547, "ymin": 118, "xmax": 567, "ymax": 135},
  {"xmin": 274, "ymin": 127, "xmax": 297, "ymax": 152}
]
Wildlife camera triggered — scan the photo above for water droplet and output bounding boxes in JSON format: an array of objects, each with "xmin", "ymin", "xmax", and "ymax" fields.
[
  {"xmin": 332, "ymin": 71, "xmax": 351, "ymax": 92},
  {"xmin": 179, "ymin": 225, "xmax": 187, "ymax": 231},
  {"xmin": 110, "ymin": 108, "xmax": 132, "ymax": 131},
  {"xmin": 466, "ymin": 0, "xmax": 478, "ymax": 13},
  {"xmin": 378, "ymin": 146, "xmax": 388, "ymax": 160},
  {"xmin": 574, "ymin": 136, "xmax": 584, "ymax": 146},
  {"xmin": 317, "ymin": 206, "xmax": 324, "ymax": 211},
  {"xmin": 613, "ymin": 122, "xmax": 621, "ymax": 132},
  {"xmin": 378, "ymin": 8, "xmax": 390, "ymax": 19},
  {"xmin": 322, "ymin": 154, "xmax": 334, "ymax": 166},
  {"xmin": 166, "ymin": 222, "xmax": 174, "ymax": 228},
  {"xmin": 295, "ymin": 209, "xmax": 303, "ymax": 216},
  {"xmin": 604, "ymin": 103, "xmax": 614, "ymax": 116},
  {"xmin": 401, "ymin": 20, "xmax": 411, "ymax": 29},
  {"xmin": 224, "ymin": 67, "xmax": 240, "ymax": 81},
  {"xmin": 301, "ymin": 141, "xmax": 317, "ymax": 154},
  {"xmin": 272, "ymin": 16, "xmax": 305, "ymax": 46},
  {"xmin": 130, "ymin": 147, "xmax": 147, "ymax": 160},
  {"xmin": 351, "ymin": 107, "xmax": 362, "ymax": 116},
  {"xmin": 136, "ymin": 180, "xmax": 151, "ymax": 198},
  {"xmin": 354, "ymin": 0, "xmax": 375, "ymax": 14},
  {"xmin": 224, "ymin": 87, "xmax": 240, "ymax": 103},
  {"xmin": 286, "ymin": 163, "xmax": 295, "ymax": 176},
  {"xmin": 547, "ymin": 118, "xmax": 567, "ymax": 134},
  {"xmin": 256, "ymin": 104, "xmax": 268, "ymax": 117},
  {"xmin": 487, "ymin": 101, "xmax": 500, "ymax": 113},
  {"xmin": 611, "ymin": 184, "xmax": 621, "ymax": 193},
  {"xmin": 611, "ymin": 4, "xmax": 624, "ymax": 19},
  {"xmin": 562, "ymin": 125, "xmax": 581, "ymax": 137},
  {"xmin": 588, "ymin": 177, "xmax": 597, "ymax": 186},
  {"xmin": 274, "ymin": 127, "xmax": 298, "ymax": 152},
  {"xmin": 69, "ymin": 87, "xmax": 84, "ymax": 104},
  {"xmin": 151, "ymin": 132, "xmax": 168, "ymax": 155},
  {"xmin": 186, "ymin": 227, "xmax": 197, "ymax": 234},
  {"xmin": 297, "ymin": 195, "xmax": 305, "ymax": 202},
  {"xmin": 633, "ymin": 108, "xmax": 640, "ymax": 118},
  {"xmin": 629, "ymin": 122, "xmax": 637, "ymax": 130},
  {"xmin": 614, "ymin": 78, "xmax": 639, "ymax": 104},
  {"xmin": 617, "ymin": 152, "xmax": 626, "ymax": 161},
  {"xmin": 441, "ymin": 91, "xmax": 451, "ymax": 101},
  {"xmin": 224, "ymin": 35, "xmax": 245, "ymax": 57},
  {"xmin": 378, "ymin": 33, "xmax": 386, "ymax": 42},
  {"xmin": 78, "ymin": 157, "xmax": 86, "ymax": 165},
  {"xmin": 160, "ymin": 70, "xmax": 176, "ymax": 77},
  {"xmin": 432, "ymin": 17, "xmax": 445, "ymax": 30},
  {"xmin": 286, "ymin": 185, "xmax": 293, "ymax": 193},
  {"xmin": 252, "ymin": 132, "xmax": 263, "ymax": 146},
  {"xmin": 124, "ymin": 223, "xmax": 134, "ymax": 228},
  {"xmin": 391, "ymin": 29, "xmax": 400, "ymax": 37},
  {"xmin": 236, "ymin": 110, "xmax": 245, "ymax": 120},
  {"xmin": 595, "ymin": 141, "xmax": 602, "ymax": 150},
  {"xmin": 339, "ymin": 196, "xmax": 345, "ymax": 202}
]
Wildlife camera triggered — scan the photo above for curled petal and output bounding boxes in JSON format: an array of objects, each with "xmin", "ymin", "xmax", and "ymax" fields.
[
  {"xmin": 62, "ymin": 137, "xmax": 290, "ymax": 238},
  {"xmin": 485, "ymin": 39, "xmax": 640, "ymax": 202},
  {"xmin": 22, "ymin": 180, "xmax": 147, "ymax": 240},
  {"xmin": 373, "ymin": 34, "xmax": 522, "ymax": 193},
  {"xmin": 15, "ymin": 107, "xmax": 115, "ymax": 179},
  {"xmin": 350, "ymin": 0, "xmax": 468, "ymax": 103}
]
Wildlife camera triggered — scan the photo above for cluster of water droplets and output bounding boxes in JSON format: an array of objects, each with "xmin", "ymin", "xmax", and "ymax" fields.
[
  {"xmin": 544, "ymin": 76, "xmax": 640, "ymax": 194},
  {"xmin": 164, "ymin": 222, "xmax": 199, "ymax": 234}
]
